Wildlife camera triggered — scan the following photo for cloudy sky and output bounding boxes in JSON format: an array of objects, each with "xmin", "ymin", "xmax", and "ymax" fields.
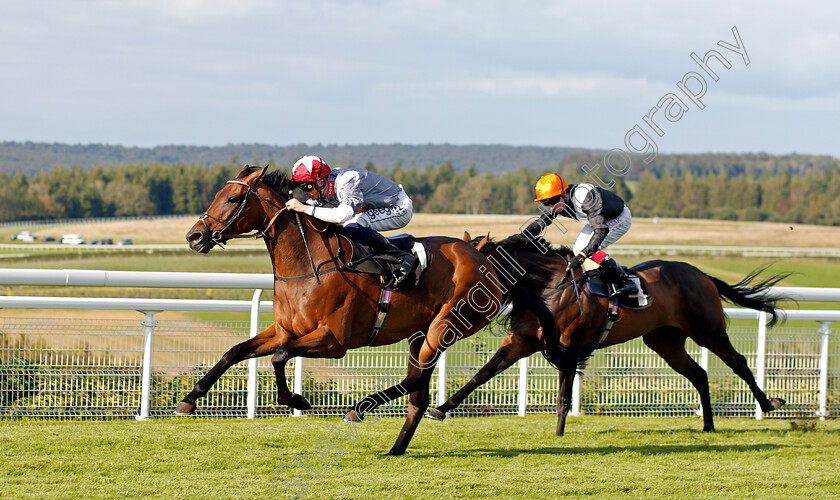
[{"xmin": 1, "ymin": 1, "xmax": 838, "ymax": 156}]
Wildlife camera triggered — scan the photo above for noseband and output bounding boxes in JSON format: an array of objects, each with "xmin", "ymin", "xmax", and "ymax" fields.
[{"xmin": 198, "ymin": 179, "xmax": 285, "ymax": 247}]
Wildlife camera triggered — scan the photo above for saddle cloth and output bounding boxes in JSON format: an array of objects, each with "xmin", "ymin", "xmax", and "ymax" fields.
[
  {"xmin": 344, "ymin": 234, "xmax": 431, "ymax": 288},
  {"xmin": 585, "ymin": 267, "xmax": 651, "ymax": 309}
]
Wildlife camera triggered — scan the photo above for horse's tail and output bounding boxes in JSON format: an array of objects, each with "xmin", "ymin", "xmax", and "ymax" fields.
[{"xmin": 708, "ymin": 265, "xmax": 792, "ymax": 327}]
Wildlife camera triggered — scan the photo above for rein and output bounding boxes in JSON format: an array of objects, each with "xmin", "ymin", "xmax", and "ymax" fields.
[{"xmin": 201, "ymin": 176, "xmax": 365, "ymax": 284}]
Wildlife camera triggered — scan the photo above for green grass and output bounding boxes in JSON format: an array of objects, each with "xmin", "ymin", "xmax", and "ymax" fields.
[{"xmin": 1, "ymin": 415, "xmax": 838, "ymax": 499}]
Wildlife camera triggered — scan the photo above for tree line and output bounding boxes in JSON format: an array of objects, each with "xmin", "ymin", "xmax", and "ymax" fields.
[{"xmin": 1, "ymin": 156, "xmax": 839, "ymax": 225}]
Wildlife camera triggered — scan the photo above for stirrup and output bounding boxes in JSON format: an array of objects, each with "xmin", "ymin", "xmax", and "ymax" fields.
[
  {"xmin": 393, "ymin": 255, "xmax": 417, "ymax": 286},
  {"xmin": 610, "ymin": 281, "xmax": 636, "ymax": 298}
]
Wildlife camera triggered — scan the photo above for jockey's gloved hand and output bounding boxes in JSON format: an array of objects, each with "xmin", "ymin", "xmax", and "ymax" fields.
[{"xmin": 566, "ymin": 253, "xmax": 586, "ymax": 272}]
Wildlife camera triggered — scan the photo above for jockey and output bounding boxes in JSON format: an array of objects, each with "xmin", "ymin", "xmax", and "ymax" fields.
[
  {"xmin": 284, "ymin": 155, "xmax": 418, "ymax": 287},
  {"xmin": 525, "ymin": 173, "xmax": 636, "ymax": 298}
]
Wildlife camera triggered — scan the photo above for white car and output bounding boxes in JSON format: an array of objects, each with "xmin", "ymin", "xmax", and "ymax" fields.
[
  {"xmin": 12, "ymin": 231, "xmax": 36, "ymax": 242},
  {"xmin": 60, "ymin": 234, "xmax": 85, "ymax": 245}
]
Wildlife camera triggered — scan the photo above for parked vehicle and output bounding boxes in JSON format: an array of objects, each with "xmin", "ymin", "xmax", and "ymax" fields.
[
  {"xmin": 11, "ymin": 231, "xmax": 36, "ymax": 242},
  {"xmin": 60, "ymin": 234, "xmax": 85, "ymax": 245},
  {"xmin": 90, "ymin": 238, "xmax": 114, "ymax": 245},
  {"xmin": 117, "ymin": 239, "xmax": 133, "ymax": 246},
  {"xmin": 41, "ymin": 236, "xmax": 56, "ymax": 242}
]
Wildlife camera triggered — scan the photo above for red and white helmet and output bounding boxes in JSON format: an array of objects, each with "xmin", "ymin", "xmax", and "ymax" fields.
[{"xmin": 291, "ymin": 156, "xmax": 331, "ymax": 183}]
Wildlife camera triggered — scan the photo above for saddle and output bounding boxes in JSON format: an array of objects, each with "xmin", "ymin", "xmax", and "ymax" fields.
[
  {"xmin": 585, "ymin": 267, "xmax": 652, "ymax": 309},
  {"xmin": 343, "ymin": 234, "xmax": 431, "ymax": 289}
]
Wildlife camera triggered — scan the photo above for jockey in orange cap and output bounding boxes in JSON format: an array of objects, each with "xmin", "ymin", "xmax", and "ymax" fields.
[
  {"xmin": 525, "ymin": 173, "xmax": 636, "ymax": 298},
  {"xmin": 284, "ymin": 155, "xmax": 417, "ymax": 288}
]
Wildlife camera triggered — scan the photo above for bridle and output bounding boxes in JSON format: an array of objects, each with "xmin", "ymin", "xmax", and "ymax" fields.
[{"xmin": 198, "ymin": 178, "xmax": 287, "ymax": 247}]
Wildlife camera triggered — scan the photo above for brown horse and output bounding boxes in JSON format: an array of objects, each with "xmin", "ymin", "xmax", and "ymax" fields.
[
  {"xmin": 429, "ymin": 233, "xmax": 788, "ymax": 435},
  {"xmin": 178, "ymin": 166, "xmax": 552, "ymax": 455}
]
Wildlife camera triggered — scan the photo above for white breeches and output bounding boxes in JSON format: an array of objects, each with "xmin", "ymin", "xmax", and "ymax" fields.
[
  {"xmin": 573, "ymin": 206, "xmax": 632, "ymax": 271},
  {"xmin": 345, "ymin": 192, "xmax": 413, "ymax": 232}
]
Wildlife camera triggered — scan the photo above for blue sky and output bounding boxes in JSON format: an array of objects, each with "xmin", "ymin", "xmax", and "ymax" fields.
[{"xmin": 1, "ymin": 1, "xmax": 838, "ymax": 156}]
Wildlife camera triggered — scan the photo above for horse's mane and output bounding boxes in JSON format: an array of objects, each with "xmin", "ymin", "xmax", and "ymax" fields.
[
  {"xmin": 262, "ymin": 170, "xmax": 295, "ymax": 196},
  {"xmin": 486, "ymin": 232, "xmax": 574, "ymax": 258},
  {"xmin": 236, "ymin": 166, "xmax": 295, "ymax": 197}
]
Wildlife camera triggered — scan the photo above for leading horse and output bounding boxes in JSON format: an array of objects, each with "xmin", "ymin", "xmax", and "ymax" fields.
[
  {"xmin": 430, "ymin": 233, "xmax": 788, "ymax": 435},
  {"xmin": 178, "ymin": 166, "xmax": 553, "ymax": 455}
]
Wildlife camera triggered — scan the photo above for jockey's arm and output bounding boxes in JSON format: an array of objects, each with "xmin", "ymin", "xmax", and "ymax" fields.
[
  {"xmin": 306, "ymin": 203, "xmax": 355, "ymax": 225},
  {"xmin": 578, "ymin": 187, "xmax": 609, "ymax": 256},
  {"xmin": 305, "ymin": 171, "xmax": 363, "ymax": 225},
  {"xmin": 523, "ymin": 210, "xmax": 556, "ymax": 238}
]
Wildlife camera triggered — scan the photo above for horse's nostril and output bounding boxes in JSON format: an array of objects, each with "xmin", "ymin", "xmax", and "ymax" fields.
[{"xmin": 187, "ymin": 231, "xmax": 203, "ymax": 243}]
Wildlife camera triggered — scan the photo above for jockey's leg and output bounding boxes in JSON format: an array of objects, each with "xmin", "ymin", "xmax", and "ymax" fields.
[
  {"xmin": 573, "ymin": 212, "xmax": 635, "ymax": 297},
  {"xmin": 346, "ymin": 196, "xmax": 417, "ymax": 287}
]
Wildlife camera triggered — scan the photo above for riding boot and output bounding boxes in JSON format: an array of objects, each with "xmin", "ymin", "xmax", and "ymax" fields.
[
  {"xmin": 367, "ymin": 231, "xmax": 418, "ymax": 288},
  {"xmin": 600, "ymin": 257, "xmax": 636, "ymax": 298}
]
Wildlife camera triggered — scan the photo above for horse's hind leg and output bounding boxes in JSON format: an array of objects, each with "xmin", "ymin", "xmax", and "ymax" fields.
[
  {"xmin": 344, "ymin": 330, "xmax": 428, "ymax": 424},
  {"xmin": 429, "ymin": 331, "xmax": 539, "ymax": 420},
  {"xmin": 643, "ymin": 327, "xmax": 715, "ymax": 431},
  {"xmin": 388, "ymin": 375, "xmax": 434, "ymax": 456},
  {"xmin": 176, "ymin": 323, "xmax": 282, "ymax": 415},
  {"xmin": 698, "ymin": 328, "xmax": 785, "ymax": 413}
]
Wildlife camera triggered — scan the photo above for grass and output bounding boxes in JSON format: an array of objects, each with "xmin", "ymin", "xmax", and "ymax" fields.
[{"xmin": 1, "ymin": 415, "xmax": 838, "ymax": 499}]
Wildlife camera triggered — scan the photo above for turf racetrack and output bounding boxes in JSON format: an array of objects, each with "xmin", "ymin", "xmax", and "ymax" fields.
[{"xmin": 2, "ymin": 415, "xmax": 838, "ymax": 499}]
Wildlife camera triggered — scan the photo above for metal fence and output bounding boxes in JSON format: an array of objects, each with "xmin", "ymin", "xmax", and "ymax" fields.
[{"xmin": 1, "ymin": 269, "xmax": 838, "ymax": 420}]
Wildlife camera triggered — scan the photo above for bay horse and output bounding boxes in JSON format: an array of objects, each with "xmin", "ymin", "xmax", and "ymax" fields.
[
  {"xmin": 179, "ymin": 166, "xmax": 553, "ymax": 455},
  {"xmin": 429, "ymin": 233, "xmax": 788, "ymax": 435}
]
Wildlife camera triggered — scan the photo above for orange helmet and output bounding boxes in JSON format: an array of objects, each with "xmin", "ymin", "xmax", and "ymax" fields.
[{"xmin": 534, "ymin": 173, "xmax": 569, "ymax": 202}]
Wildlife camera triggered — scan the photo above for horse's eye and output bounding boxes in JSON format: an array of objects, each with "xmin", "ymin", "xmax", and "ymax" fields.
[{"xmin": 227, "ymin": 196, "xmax": 237, "ymax": 204}]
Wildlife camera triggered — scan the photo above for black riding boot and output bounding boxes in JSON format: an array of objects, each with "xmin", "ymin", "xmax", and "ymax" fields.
[
  {"xmin": 367, "ymin": 231, "xmax": 418, "ymax": 288},
  {"xmin": 600, "ymin": 257, "xmax": 636, "ymax": 298}
]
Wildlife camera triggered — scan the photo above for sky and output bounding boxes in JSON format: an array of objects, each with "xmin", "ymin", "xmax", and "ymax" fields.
[{"xmin": 0, "ymin": 0, "xmax": 838, "ymax": 157}]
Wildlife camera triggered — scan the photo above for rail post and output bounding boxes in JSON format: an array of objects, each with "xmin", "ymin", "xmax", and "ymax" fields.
[
  {"xmin": 135, "ymin": 310, "xmax": 160, "ymax": 421},
  {"xmin": 518, "ymin": 357, "xmax": 528, "ymax": 416},
  {"xmin": 437, "ymin": 350, "xmax": 448, "ymax": 408},
  {"xmin": 817, "ymin": 321, "xmax": 832, "ymax": 420},
  {"xmin": 571, "ymin": 364, "xmax": 582, "ymax": 416},
  {"xmin": 247, "ymin": 289, "xmax": 262, "ymax": 419},
  {"xmin": 755, "ymin": 311, "xmax": 768, "ymax": 420},
  {"xmin": 293, "ymin": 356, "xmax": 304, "ymax": 417}
]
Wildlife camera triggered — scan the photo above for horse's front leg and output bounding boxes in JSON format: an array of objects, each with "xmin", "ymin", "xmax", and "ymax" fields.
[
  {"xmin": 176, "ymin": 323, "xmax": 283, "ymax": 415},
  {"xmin": 272, "ymin": 326, "xmax": 346, "ymax": 411},
  {"xmin": 428, "ymin": 331, "xmax": 539, "ymax": 420},
  {"xmin": 555, "ymin": 364, "xmax": 576, "ymax": 436}
]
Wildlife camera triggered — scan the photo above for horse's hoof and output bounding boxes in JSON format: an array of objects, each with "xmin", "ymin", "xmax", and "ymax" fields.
[
  {"xmin": 288, "ymin": 394, "xmax": 311, "ymax": 411},
  {"xmin": 385, "ymin": 448, "xmax": 405, "ymax": 456},
  {"xmin": 174, "ymin": 401, "xmax": 196, "ymax": 415},
  {"xmin": 426, "ymin": 408, "xmax": 446, "ymax": 421},
  {"xmin": 343, "ymin": 409, "xmax": 364, "ymax": 422},
  {"xmin": 769, "ymin": 397, "xmax": 786, "ymax": 411}
]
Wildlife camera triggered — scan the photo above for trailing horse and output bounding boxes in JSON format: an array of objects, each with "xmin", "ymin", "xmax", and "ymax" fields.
[
  {"xmin": 430, "ymin": 233, "xmax": 789, "ymax": 435},
  {"xmin": 178, "ymin": 166, "xmax": 553, "ymax": 455}
]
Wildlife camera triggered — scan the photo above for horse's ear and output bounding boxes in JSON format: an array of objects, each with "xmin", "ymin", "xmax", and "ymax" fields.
[
  {"xmin": 463, "ymin": 231, "xmax": 472, "ymax": 242},
  {"xmin": 234, "ymin": 164, "xmax": 269, "ymax": 182},
  {"xmin": 257, "ymin": 164, "xmax": 269, "ymax": 181},
  {"xmin": 235, "ymin": 164, "xmax": 254, "ymax": 178},
  {"xmin": 476, "ymin": 235, "xmax": 490, "ymax": 252}
]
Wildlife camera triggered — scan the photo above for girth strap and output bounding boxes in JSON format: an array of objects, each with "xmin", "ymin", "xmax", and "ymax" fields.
[
  {"xmin": 365, "ymin": 278, "xmax": 393, "ymax": 346},
  {"xmin": 595, "ymin": 297, "xmax": 620, "ymax": 347}
]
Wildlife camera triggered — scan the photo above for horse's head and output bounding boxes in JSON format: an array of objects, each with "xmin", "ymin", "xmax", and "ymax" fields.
[{"xmin": 186, "ymin": 165, "xmax": 277, "ymax": 253}]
